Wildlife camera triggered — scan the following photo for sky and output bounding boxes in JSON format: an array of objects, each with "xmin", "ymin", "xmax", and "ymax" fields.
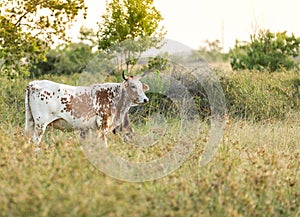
[{"xmin": 67, "ymin": 0, "xmax": 300, "ymax": 51}]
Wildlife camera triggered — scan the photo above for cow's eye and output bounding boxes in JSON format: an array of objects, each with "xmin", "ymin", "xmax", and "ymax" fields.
[{"xmin": 130, "ymin": 85, "xmax": 136, "ymax": 89}]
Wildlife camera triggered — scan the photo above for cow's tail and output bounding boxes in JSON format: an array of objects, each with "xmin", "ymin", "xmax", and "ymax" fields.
[{"xmin": 24, "ymin": 85, "xmax": 34, "ymax": 137}]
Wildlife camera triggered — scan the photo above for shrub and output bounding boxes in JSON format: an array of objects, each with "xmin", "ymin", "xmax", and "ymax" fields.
[
  {"xmin": 30, "ymin": 43, "xmax": 94, "ymax": 77},
  {"xmin": 222, "ymin": 71, "xmax": 300, "ymax": 121},
  {"xmin": 131, "ymin": 68, "xmax": 300, "ymax": 122},
  {"xmin": 0, "ymin": 77, "xmax": 27, "ymax": 127},
  {"xmin": 230, "ymin": 30, "xmax": 300, "ymax": 72}
]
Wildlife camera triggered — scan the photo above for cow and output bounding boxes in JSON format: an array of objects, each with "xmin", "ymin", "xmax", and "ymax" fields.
[{"xmin": 25, "ymin": 72, "xmax": 149, "ymax": 148}]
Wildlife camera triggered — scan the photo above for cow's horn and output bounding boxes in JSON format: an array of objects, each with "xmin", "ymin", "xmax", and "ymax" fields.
[{"xmin": 122, "ymin": 70, "xmax": 128, "ymax": 81}]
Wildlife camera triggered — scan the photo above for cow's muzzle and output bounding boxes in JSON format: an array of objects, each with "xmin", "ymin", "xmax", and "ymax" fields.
[{"xmin": 135, "ymin": 97, "xmax": 149, "ymax": 105}]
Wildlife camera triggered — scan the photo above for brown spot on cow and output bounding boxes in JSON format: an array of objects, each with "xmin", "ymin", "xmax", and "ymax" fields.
[
  {"xmin": 62, "ymin": 95, "xmax": 74, "ymax": 113},
  {"xmin": 95, "ymin": 88, "xmax": 115, "ymax": 108},
  {"xmin": 44, "ymin": 91, "xmax": 51, "ymax": 96},
  {"xmin": 94, "ymin": 88, "xmax": 118, "ymax": 130},
  {"xmin": 63, "ymin": 92, "xmax": 96, "ymax": 121}
]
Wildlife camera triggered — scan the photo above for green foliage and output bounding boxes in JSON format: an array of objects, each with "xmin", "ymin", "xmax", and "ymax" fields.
[
  {"xmin": 98, "ymin": 0, "xmax": 165, "ymax": 49},
  {"xmin": 30, "ymin": 49, "xmax": 59, "ymax": 77},
  {"xmin": 78, "ymin": 26, "xmax": 97, "ymax": 47},
  {"xmin": 97, "ymin": 0, "xmax": 166, "ymax": 74},
  {"xmin": 147, "ymin": 55, "xmax": 169, "ymax": 72},
  {"xmin": 196, "ymin": 40, "xmax": 228, "ymax": 62},
  {"xmin": 0, "ymin": 77, "xmax": 27, "ymax": 126},
  {"xmin": 0, "ymin": 0, "xmax": 87, "ymax": 77},
  {"xmin": 31, "ymin": 43, "xmax": 94, "ymax": 77},
  {"xmin": 129, "ymin": 71, "xmax": 177, "ymax": 124},
  {"xmin": 230, "ymin": 30, "xmax": 300, "ymax": 71},
  {"xmin": 52, "ymin": 43, "xmax": 94, "ymax": 75},
  {"xmin": 222, "ymin": 71, "xmax": 300, "ymax": 121}
]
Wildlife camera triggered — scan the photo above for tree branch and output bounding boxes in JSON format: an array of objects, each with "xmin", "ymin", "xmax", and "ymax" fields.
[
  {"xmin": 14, "ymin": 0, "xmax": 49, "ymax": 26},
  {"xmin": 15, "ymin": 11, "xmax": 30, "ymax": 27}
]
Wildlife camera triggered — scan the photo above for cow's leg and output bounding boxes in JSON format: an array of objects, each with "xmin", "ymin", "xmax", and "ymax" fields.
[
  {"xmin": 113, "ymin": 113, "xmax": 134, "ymax": 140},
  {"xmin": 122, "ymin": 113, "xmax": 134, "ymax": 138},
  {"xmin": 96, "ymin": 115, "xmax": 110, "ymax": 147},
  {"xmin": 79, "ymin": 129, "xmax": 87, "ymax": 139},
  {"xmin": 32, "ymin": 123, "xmax": 47, "ymax": 149},
  {"xmin": 102, "ymin": 132, "xmax": 108, "ymax": 148},
  {"xmin": 98, "ymin": 130, "xmax": 108, "ymax": 147},
  {"xmin": 25, "ymin": 112, "xmax": 34, "ymax": 136},
  {"xmin": 78, "ymin": 128, "xmax": 107, "ymax": 147},
  {"xmin": 24, "ymin": 118, "xmax": 35, "ymax": 144},
  {"xmin": 24, "ymin": 92, "xmax": 35, "ymax": 143}
]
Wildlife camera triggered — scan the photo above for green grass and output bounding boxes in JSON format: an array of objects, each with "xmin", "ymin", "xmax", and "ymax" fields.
[
  {"xmin": 0, "ymin": 73, "xmax": 300, "ymax": 216},
  {"xmin": 222, "ymin": 70, "xmax": 300, "ymax": 121}
]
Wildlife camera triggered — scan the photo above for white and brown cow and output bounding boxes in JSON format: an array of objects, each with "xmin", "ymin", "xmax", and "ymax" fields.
[{"xmin": 25, "ymin": 72, "xmax": 149, "ymax": 147}]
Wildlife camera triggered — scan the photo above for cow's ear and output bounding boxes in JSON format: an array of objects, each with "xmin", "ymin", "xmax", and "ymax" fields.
[{"xmin": 142, "ymin": 83, "xmax": 149, "ymax": 92}]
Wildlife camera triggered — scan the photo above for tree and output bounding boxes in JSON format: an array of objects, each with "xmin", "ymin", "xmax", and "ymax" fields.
[
  {"xmin": 97, "ymin": 0, "xmax": 166, "ymax": 74},
  {"xmin": 230, "ymin": 29, "xmax": 300, "ymax": 72},
  {"xmin": 0, "ymin": 0, "xmax": 86, "ymax": 77},
  {"xmin": 197, "ymin": 39, "xmax": 227, "ymax": 62}
]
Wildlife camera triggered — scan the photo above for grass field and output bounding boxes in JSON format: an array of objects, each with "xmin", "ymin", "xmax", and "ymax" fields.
[{"xmin": 0, "ymin": 72, "xmax": 300, "ymax": 216}]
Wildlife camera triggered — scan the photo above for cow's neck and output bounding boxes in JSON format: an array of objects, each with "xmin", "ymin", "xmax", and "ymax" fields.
[{"xmin": 114, "ymin": 83, "xmax": 132, "ymax": 124}]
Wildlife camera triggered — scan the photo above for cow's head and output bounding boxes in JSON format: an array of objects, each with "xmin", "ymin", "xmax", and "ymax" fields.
[{"xmin": 123, "ymin": 71, "xmax": 149, "ymax": 105}]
